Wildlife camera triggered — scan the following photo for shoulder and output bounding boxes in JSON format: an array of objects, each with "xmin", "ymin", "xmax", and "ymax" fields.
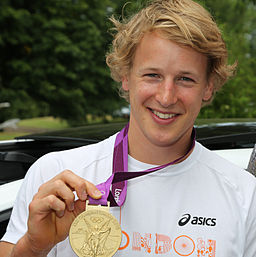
[
  {"xmin": 196, "ymin": 141, "xmax": 254, "ymax": 179},
  {"xmin": 26, "ymin": 133, "xmax": 117, "ymax": 183},
  {"xmin": 195, "ymin": 142, "xmax": 256, "ymax": 206},
  {"xmin": 44, "ymin": 133, "xmax": 116, "ymax": 166}
]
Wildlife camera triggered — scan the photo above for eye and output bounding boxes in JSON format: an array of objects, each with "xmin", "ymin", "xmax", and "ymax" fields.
[
  {"xmin": 180, "ymin": 76, "xmax": 194, "ymax": 82},
  {"xmin": 144, "ymin": 73, "xmax": 159, "ymax": 78}
]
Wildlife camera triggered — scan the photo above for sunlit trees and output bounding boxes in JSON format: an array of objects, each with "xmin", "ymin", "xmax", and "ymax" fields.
[{"xmin": 0, "ymin": 0, "xmax": 255, "ymax": 124}]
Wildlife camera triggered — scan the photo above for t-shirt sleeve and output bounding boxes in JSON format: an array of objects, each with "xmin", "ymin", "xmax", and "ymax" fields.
[
  {"xmin": 1, "ymin": 169, "xmax": 34, "ymax": 244},
  {"xmin": 1, "ymin": 153, "xmax": 62, "ymax": 245}
]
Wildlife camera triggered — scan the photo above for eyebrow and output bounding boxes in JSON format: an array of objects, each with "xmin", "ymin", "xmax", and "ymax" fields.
[
  {"xmin": 179, "ymin": 71, "xmax": 198, "ymax": 77},
  {"xmin": 137, "ymin": 67, "xmax": 162, "ymax": 74},
  {"xmin": 138, "ymin": 67, "xmax": 199, "ymax": 77}
]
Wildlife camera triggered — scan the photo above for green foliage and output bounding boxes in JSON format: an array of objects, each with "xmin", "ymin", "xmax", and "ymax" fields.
[
  {"xmin": 199, "ymin": 0, "xmax": 256, "ymax": 118},
  {"xmin": 0, "ymin": 0, "xmax": 255, "ymax": 124},
  {"xmin": 0, "ymin": 0, "xmax": 124, "ymax": 125}
]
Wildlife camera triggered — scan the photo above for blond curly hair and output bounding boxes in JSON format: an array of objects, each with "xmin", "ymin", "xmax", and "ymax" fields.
[{"xmin": 106, "ymin": 0, "xmax": 236, "ymax": 104}]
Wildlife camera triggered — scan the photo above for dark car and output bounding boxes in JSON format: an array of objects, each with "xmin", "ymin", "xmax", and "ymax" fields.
[{"xmin": 0, "ymin": 121, "xmax": 256, "ymax": 238}]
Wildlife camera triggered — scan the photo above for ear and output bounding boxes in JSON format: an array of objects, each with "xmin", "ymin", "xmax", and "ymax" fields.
[
  {"xmin": 121, "ymin": 76, "xmax": 129, "ymax": 91},
  {"xmin": 202, "ymin": 78, "xmax": 214, "ymax": 102}
]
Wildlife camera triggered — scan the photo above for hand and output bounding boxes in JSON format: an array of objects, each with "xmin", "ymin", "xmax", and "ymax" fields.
[{"xmin": 24, "ymin": 170, "xmax": 102, "ymax": 255}]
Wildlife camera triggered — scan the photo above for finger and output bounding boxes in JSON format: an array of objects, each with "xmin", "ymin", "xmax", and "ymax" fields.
[
  {"xmin": 57, "ymin": 170, "xmax": 102, "ymax": 200},
  {"xmin": 29, "ymin": 195, "xmax": 66, "ymax": 219},
  {"xmin": 35, "ymin": 179, "xmax": 75, "ymax": 212},
  {"xmin": 73, "ymin": 199, "xmax": 86, "ymax": 216},
  {"xmin": 83, "ymin": 180, "xmax": 102, "ymax": 200}
]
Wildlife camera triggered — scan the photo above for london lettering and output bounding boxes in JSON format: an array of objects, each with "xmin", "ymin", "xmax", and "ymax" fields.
[
  {"xmin": 119, "ymin": 230, "xmax": 216, "ymax": 256},
  {"xmin": 114, "ymin": 188, "xmax": 122, "ymax": 203}
]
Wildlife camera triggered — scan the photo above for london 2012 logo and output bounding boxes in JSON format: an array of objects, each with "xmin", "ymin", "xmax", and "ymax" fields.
[{"xmin": 178, "ymin": 214, "xmax": 216, "ymax": 226}]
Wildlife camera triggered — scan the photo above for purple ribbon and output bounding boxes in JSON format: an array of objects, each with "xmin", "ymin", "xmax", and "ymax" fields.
[{"xmin": 89, "ymin": 123, "xmax": 195, "ymax": 207}]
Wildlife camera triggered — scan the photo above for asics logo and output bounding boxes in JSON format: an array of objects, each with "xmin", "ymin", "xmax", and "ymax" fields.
[
  {"xmin": 178, "ymin": 214, "xmax": 191, "ymax": 226},
  {"xmin": 178, "ymin": 214, "xmax": 216, "ymax": 227}
]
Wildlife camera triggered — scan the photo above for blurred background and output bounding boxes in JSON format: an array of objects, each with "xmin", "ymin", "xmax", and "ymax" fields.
[{"xmin": 0, "ymin": 0, "xmax": 255, "ymax": 139}]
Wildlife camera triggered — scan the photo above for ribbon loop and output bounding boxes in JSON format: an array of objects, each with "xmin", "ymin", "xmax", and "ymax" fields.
[{"xmin": 88, "ymin": 123, "xmax": 195, "ymax": 207}]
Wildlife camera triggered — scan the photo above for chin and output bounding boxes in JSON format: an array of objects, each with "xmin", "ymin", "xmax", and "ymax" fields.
[{"xmin": 149, "ymin": 134, "xmax": 179, "ymax": 148}]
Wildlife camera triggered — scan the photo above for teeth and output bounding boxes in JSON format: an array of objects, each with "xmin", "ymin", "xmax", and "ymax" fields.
[{"xmin": 152, "ymin": 110, "xmax": 176, "ymax": 119}]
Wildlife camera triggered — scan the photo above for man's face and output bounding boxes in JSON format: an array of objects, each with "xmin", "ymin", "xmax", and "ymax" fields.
[{"xmin": 122, "ymin": 31, "xmax": 213, "ymax": 153}]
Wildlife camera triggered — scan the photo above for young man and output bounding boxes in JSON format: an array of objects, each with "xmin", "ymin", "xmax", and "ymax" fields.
[{"xmin": 1, "ymin": 0, "xmax": 256, "ymax": 256}]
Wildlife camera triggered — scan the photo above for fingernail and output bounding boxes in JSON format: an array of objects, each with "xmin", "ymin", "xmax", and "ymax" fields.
[{"xmin": 94, "ymin": 190, "xmax": 102, "ymax": 197}]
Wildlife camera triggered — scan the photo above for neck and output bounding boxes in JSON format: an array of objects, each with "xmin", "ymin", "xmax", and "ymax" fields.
[{"xmin": 127, "ymin": 123, "xmax": 194, "ymax": 165}]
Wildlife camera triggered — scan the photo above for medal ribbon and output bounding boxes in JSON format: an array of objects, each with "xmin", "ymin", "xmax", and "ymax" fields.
[{"xmin": 89, "ymin": 123, "xmax": 195, "ymax": 207}]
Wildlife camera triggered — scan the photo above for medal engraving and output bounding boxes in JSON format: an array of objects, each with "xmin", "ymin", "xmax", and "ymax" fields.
[{"xmin": 69, "ymin": 201, "xmax": 122, "ymax": 257}]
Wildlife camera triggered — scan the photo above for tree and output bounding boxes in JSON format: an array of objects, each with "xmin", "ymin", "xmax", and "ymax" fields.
[
  {"xmin": 1, "ymin": 0, "xmax": 255, "ymax": 124},
  {"xmin": 199, "ymin": 0, "xmax": 256, "ymax": 118},
  {"xmin": 0, "ymin": 0, "xmax": 124, "ymax": 125}
]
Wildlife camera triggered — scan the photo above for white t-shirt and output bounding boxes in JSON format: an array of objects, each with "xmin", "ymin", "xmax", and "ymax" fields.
[{"xmin": 2, "ymin": 133, "xmax": 256, "ymax": 256}]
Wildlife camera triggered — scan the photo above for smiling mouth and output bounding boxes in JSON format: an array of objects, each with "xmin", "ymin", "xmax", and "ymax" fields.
[{"xmin": 151, "ymin": 109, "xmax": 178, "ymax": 119}]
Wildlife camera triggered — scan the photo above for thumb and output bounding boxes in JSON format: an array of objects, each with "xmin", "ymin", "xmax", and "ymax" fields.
[{"xmin": 84, "ymin": 181, "xmax": 102, "ymax": 200}]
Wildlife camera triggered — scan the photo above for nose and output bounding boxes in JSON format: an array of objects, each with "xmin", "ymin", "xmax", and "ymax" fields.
[{"xmin": 155, "ymin": 79, "xmax": 178, "ymax": 107}]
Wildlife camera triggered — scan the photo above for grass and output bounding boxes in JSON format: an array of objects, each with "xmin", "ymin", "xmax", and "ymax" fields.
[
  {"xmin": 0, "ymin": 116, "xmax": 255, "ymax": 141},
  {"xmin": 18, "ymin": 116, "xmax": 68, "ymax": 129},
  {"xmin": 0, "ymin": 131, "xmax": 30, "ymax": 140},
  {"xmin": 0, "ymin": 117, "xmax": 69, "ymax": 140}
]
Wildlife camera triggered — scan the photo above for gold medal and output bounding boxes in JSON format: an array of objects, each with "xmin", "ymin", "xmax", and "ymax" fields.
[{"xmin": 69, "ymin": 201, "xmax": 122, "ymax": 257}]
